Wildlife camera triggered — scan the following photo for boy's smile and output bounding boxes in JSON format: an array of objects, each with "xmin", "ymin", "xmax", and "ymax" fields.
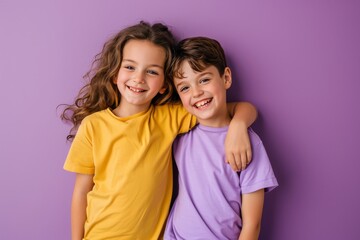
[
  {"xmin": 174, "ymin": 61, "xmax": 232, "ymax": 127},
  {"xmin": 193, "ymin": 98, "xmax": 212, "ymax": 109}
]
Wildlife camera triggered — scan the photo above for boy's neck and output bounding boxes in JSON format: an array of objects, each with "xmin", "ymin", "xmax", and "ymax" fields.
[{"xmin": 197, "ymin": 113, "xmax": 231, "ymax": 128}]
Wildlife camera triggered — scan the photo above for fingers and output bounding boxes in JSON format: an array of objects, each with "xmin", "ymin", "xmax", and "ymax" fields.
[
  {"xmin": 240, "ymin": 152, "xmax": 247, "ymax": 171},
  {"xmin": 246, "ymin": 150, "xmax": 252, "ymax": 166},
  {"xmin": 226, "ymin": 154, "xmax": 244, "ymax": 172},
  {"xmin": 226, "ymin": 149, "xmax": 253, "ymax": 172},
  {"xmin": 226, "ymin": 153, "xmax": 239, "ymax": 172}
]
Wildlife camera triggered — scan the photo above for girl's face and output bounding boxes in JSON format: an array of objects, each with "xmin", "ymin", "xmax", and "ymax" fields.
[{"xmin": 113, "ymin": 39, "xmax": 167, "ymax": 117}]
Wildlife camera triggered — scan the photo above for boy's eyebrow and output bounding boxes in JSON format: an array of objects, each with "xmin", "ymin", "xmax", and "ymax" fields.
[
  {"xmin": 174, "ymin": 78, "xmax": 187, "ymax": 88},
  {"xmin": 198, "ymin": 71, "xmax": 213, "ymax": 77},
  {"xmin": 122, "ymin": 59, "xmax": 164, "ymax": 69},
  {"xmin": 174, "ymin": 70, "xmax": 214, "ymax": 87}
]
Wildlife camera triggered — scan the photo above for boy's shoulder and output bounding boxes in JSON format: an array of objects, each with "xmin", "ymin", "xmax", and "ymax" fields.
[
  {"xmin": 178, "ymin": 126, "xmax": 263, "ymax": 147},
  {"xmin": 248, "ymin": 128, "xmax": 263, "ymax": 147}
]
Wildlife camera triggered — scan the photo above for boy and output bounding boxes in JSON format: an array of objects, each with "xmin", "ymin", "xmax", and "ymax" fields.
[{"xmin": 164, "ymin": 37, "xmax": 278, "ymax": 239}]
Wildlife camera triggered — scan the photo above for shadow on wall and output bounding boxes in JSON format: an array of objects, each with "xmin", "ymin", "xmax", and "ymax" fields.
[
  {"xmin": 227, "ymin": 53, "xmax": 288, "ymax": 239},
  {"xmin": 225, "ymin": 57, "xmax": 247, "ymax": 102},
  {"xmin": 253, "ymin": 116, "xmax": 288, "ymax": 239}
]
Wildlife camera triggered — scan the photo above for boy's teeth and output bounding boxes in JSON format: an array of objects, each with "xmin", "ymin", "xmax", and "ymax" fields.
[{"xmin": 195, "ymin": 99, "xmax": 211, "ymax": 108}]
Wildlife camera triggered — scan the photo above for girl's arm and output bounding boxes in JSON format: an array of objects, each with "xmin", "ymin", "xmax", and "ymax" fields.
[
  {"xmin": 226, "ymin": 102, "xmax": 257, "ymax": 171},
  {"xmin": 71, "ymin": 173, "xmax": 94, "ymax": 240},
  {"xmin": 238, "ymin": 189, "xmax": 264, "ymax": 240}
]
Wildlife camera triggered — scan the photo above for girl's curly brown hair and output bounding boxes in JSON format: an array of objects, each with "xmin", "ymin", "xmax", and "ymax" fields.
[{"xmin": 60, "ymin": 21, "xmax": 177, "ymax": 141}]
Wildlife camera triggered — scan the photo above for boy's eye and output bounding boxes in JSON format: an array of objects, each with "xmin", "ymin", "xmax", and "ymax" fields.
[
  {"xmin": 200, "ymin": 78, "xmax": 210, "ymax": 84},
  {"xmin": 179, "ymin": 86, "xmax": 189, "ymax": 92}
]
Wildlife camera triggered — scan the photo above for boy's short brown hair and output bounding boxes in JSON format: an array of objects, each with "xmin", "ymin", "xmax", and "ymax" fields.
[{"xmin": 172, "ymin": 36, "xmax": 227, "ymax": 80}]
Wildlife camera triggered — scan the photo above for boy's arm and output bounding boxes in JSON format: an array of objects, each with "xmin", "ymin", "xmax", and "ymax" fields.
[
  {"xmin": 71, "ymin": 173, "xmax": 94, "ymax": 240},
  {"xmin": 238, "ymin": 189, "xmax": 265, "ymax": 240},
  {"xmin": 226, "ymin": 102, "xmax": 258, "ymax": 171}
]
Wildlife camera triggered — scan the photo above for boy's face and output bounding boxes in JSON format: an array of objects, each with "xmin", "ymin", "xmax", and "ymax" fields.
[{"xmin": 174, "ymin": 60, "xmax": 232, "ymax": 127}]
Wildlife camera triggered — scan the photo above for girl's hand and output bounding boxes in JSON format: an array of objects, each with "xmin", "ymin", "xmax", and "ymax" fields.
[{"xmin": 225, "ymin": 120, "xmax": 252, "ymax": 172}]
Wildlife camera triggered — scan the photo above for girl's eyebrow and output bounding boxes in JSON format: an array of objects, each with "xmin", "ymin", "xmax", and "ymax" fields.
[{"xmin": 122, "ymin": 59, "xmax": 164, "ymax": 69}]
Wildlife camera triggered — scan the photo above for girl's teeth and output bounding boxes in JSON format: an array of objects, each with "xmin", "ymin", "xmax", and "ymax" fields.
[{"xmin": 129, "ymin": 86, "xmax": 144, "ymax": 92}]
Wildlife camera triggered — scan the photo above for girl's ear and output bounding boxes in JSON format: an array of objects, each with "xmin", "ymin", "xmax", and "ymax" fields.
[
  {"xmin": 159, "ymin": 87, "xmax": 167, "ymax": 94},
  {"xmin": 159, "ymin": 80, "xmax": 169, "ymax": 94},
  {"xmin": 224, "ymin": 67, "xmax": 232, "ymax": 89}
]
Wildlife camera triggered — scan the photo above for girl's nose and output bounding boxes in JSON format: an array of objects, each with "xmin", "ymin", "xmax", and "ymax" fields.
[{"xmin": 132, "ymin": 71, "xmax": 145, "ymax": 84}]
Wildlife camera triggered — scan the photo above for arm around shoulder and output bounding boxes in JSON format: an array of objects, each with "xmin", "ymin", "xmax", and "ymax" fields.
[
  {"xmin": 225, "ymin": 102, "xmax": 258, "ymax": 171},
  {"xmin": 227, "ymin": 102, "xmax": 258, "ymax": 127}
]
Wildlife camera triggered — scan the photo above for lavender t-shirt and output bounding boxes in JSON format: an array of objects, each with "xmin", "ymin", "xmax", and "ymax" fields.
[{"xmin": 164, "ymin": 125, "xmax": 278, "ymax": 240}]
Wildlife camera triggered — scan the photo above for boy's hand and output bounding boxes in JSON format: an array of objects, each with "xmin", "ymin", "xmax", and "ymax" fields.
[{"xmin": 225, "ymin": 121, "xmax": 252, "ymax": 171}]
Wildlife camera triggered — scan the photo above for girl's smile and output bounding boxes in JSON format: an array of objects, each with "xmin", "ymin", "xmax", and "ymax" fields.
[{"xmin": 127, "ymin": 85, "xmax": 147, "ymax": 93}]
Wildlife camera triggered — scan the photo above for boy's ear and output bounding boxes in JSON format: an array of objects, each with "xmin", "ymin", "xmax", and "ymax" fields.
[{"xmin": 224, "ymin": 67, "xmax": 232, "ymax": 89}]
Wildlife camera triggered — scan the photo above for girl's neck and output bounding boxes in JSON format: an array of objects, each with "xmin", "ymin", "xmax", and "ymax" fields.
[{"xmin": 112, "ymin": 102, "xmax": 151, "ymax": 118}]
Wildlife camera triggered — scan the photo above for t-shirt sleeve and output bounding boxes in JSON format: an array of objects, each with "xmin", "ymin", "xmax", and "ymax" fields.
[
  {"xmin": 166, "ymin": 104, "xmax": 197, "ymax": 134},
  {"xmin": 240, "ymin": 129, "xmax": 278, "ymax": 194},
  {"xmin": 63, "ymin": 117, "xmax": 95, "ymax": 175}
]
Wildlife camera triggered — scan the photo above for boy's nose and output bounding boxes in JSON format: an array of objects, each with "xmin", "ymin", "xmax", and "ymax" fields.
[{"xmin": 192, "ymin": 86, "xmax": 204, "ymax": 98}]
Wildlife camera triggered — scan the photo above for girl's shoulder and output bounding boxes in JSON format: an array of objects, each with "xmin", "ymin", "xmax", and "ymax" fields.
[
  {"xmin": 152, "ymin": 103, "xmax": 190, "ymax": 119},
  {"xmin": 154, "ymin": 102, "xmax": 183, "ymax": 109},
  {"xmin": 81, "ymin": 108, "xmax": 111, "ymax": 125}
]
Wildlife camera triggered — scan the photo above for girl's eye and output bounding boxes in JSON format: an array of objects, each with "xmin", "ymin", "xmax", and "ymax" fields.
[
  {"xmin": 179, "ymin": 86, "xmax": 189, "ymax": 92},
  {"xmin": 147, "ymin": 70, "xmax": 159, "ymax": 75},
  {"xmin": 124, "ymin": 65, "xmax": 134, "ymax": 70}
]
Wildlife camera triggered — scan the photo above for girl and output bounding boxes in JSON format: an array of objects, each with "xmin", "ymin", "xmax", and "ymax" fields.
[{"xmin": 61, "ymin": 21, "xmax": 257, "ymax": 240}]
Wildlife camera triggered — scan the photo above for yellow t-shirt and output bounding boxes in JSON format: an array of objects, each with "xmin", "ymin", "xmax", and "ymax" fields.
[{"xmin": 64, "ymin": 104, "xmax": 196, "ymax": 240}]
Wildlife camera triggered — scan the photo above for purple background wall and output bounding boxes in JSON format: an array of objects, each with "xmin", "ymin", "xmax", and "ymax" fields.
[{"xmin": 1, "ymin": 0, "xmax": 359, "ymax": 239}]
